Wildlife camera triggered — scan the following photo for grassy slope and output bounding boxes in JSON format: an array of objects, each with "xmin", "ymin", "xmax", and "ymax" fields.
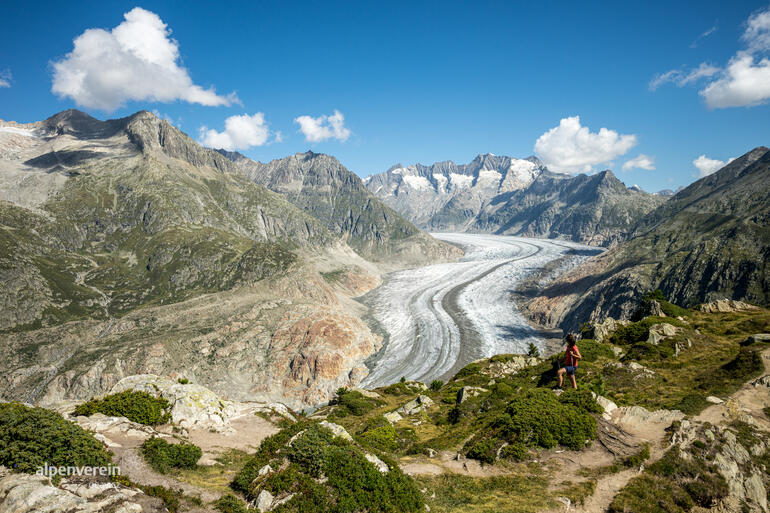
[{"xmin": 225, "ymin": 301, "xmax": 769, "ymax": 512}]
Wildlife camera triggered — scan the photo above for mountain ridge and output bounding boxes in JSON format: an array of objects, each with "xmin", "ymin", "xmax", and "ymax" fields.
[{"xmin": 366, "ymin": 154, "xmax": 666, "ymax": 246}]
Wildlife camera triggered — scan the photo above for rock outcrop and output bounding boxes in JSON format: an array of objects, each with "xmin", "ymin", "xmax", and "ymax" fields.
[{"xmin": 520, "ymin": 146, "xmax": 770, "ymax": 330}]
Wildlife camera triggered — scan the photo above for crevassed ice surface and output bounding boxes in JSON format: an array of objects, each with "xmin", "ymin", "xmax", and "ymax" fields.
[{"xmin": 360, "ymin": 233, "xmax": 602, "ymax": 388}]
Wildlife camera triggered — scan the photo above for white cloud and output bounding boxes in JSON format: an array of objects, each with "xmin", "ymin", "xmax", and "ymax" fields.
[
  {"xmin": 649, "ymin": 63, "xmax": 720, "ymax": 90},
  {"xmin": 743, "ymin": 7, "xmax": 770, "ymax": 53},
  {"xmin": 651, "ymin": 6, "xmax": 770, "ymax": 108},
  {"xmin": 533, "ymin": 116, "xmax": 637, "ymax": 173},
  {"xmin": 0, "ymin": 70, "xmax": 11, "ymax": 88},
  {"xmin": 622, "ymin": 154, "xmax": 656, "ymax": 172},
  {"xmin": 199, "ymin": 113, "xmax": 275, "ymax": 151},
  {"xmin": 51, "ymin": 7, "xmax": 238, "ymax": 111},
  {"xmin": 690, "ymin": 25, "xmax": 717, "ymax": 48},
  {"xmin": 294, "ymin": 110, "xmax": 351, "ymax": 143},
  {"xmin": 693, "ymin": 154, "xmax": 736, "ymax": 177},
  {"xmin": 700, "ymin": 54, "xmax": 770, "ymax": 108}
]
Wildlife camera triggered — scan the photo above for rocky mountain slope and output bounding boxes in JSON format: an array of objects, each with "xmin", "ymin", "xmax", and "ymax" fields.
[
  {"xmin": 366, "ymin": 154, "xmax": 666, "ymax": 246},
  {"xmin": 0, "ymin": 109, "xmax": 451, "ymax": 410},
  {"xmin": 4, "ymin": 300, "xmax": 768, "ymax": 513},
  {"xmin": 218, "ymin": 150, "xmax": 460, "ymax": 266},
  {"xmin": 521, "ymin": 146, "xmax": 770, "ymax": 330}
]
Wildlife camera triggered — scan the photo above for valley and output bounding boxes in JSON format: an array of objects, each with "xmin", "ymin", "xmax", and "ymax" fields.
[{"xmin": 361, "ymin": 233, "xmax": 602, "ymax": 387}]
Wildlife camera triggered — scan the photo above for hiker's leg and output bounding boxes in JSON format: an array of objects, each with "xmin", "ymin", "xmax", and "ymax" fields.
[
  {"xmin": 557, "ymin": 368, "xmax": 565, "ymax": 387},
  {"xmin": 570, "ymin": 374, "xmax": 577, "ymax": 389}
]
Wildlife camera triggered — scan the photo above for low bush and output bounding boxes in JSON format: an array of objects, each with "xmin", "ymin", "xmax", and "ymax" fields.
[
  {"xmin": 140, "ymin": 437, "xmax": 201, "ymax": 474},
  {"xmin": 0, "ymin": 402, "xmax": 112, "ymax": 474},
  {"xmin": 466, "ymin": 437, "xmax": 498, "ymax": 464},
  {"xmin": 462, "ymin": 388, "xmax": 599, "ymax": 461},
  {"xmin": 331, "ymin": 389, "xmax": 384, "ymax": 417},
  {"xmin": 430, "ymin": 380, "xmax": 444, "ymax": 391},
  {"xmin": 578, "ymin": 339, "xmax": 616, "ymax": 362},
  {"xmin": 214, "ymin": 494, "xmax": 248, "ymax": 513},
  {"xmin": 359, "ymin": 424, "xmax": 399, "ymax": 452},
  {"xmin": 234, "ymin": 423, "xmax": 424, "ymax": 513},
  {"xmin": 610, "ymin": 445, "xmax": 728, "ymax": 513},
  {"xmin": 382, "ymin": 382, "xmax": 412, "ymax": 396},
  {"xmin": 74, "ymin": 390, "xmax": 171, "ymax": 426}
]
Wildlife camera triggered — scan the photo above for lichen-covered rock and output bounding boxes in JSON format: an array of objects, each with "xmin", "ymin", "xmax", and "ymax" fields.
[
  {"xmin": 319, "ymin": 421, "xmax": 353, "ymax": 442},
  {"xmin": 398, "ymin": 395, "xmax": 434, "ymax": 416},
  {"xmin": 646, "ymin": 323, "xmax": 679, "ymax": 345},
  {"xmin": 699, "ymin": 300, "xmax": 759, "ymax": 314},
  {"xmin": 586, "ymin": 318, "xmax": 630, "ymax": 344},
  {"xmin": 485, "ymin": 356, "xmax": 540, "ymax": 378},
  {"xmin": 456, "ymin": 386, "xmax": 488, "ymax": 404}
]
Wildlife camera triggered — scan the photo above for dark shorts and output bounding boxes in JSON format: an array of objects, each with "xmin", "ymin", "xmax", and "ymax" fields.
[{"xmin": 565, "ymin": 366, "xmax": 577, "ymax": 376}]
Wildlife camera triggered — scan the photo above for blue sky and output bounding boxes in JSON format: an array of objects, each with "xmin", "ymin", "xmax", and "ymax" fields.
[{"xmin": 1, "ymin": 1, "xmax": 769, "ymax": 192}]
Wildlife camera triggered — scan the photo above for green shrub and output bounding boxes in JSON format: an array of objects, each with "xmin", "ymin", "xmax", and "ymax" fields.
[
  {"xmin": 500, "ymin": 442, "xmax": 527, "ymax": 461},
  {"xmin": 177, "ymin": 378, "xmax": 189, "ymax": 385},
  {"xmin": 578, "ymin": 339, "xmax": 616, "ymax": 362},
  {"xmin": 466, "ymin": 438, "xmax": 498, "ymax": 464},
  {"xmin": 382, "ymin": 382, "xmax": 412, "ymax": 396},
  {"xmin": 235, "ymin": 423, "xmax": 424, "ymax": 513},
  {"xmin": 0, "ymin": 403, "xmax": 112, "ymax": 474},
  {"xmin": 140, "ymin": 437, "xmax": 201, "ymax": 474},
  {"xmin": 74, "ymin": 390, "xmax": 171, "ymax": 426},
  {"xmin": 359, "ymin": 424, "xmax": 399, "ymax": 452},
  {"xmin": 215, "ymin": 494, "xmax": 248, "ymax": 513},
  {"xmin": 494, "ymin": 389, "xmax": 598, "ymax": 450},
  {"xmin": 430, "ymin": 380, "xmax": 444, "ymax": 391},
  {"xmin": 670, "ymin": 393, "xmax": 708, "ymax": 415},
  {"xmin": 559, "ymin": 388, "xmax": 603, "ymax": 414},
  {"xmin": 527, "ymin": 342, "xmax": 540, "ymax": 358},
  {"xmin": 332, "ymin": 389, "xmax": 383, "ymax": 417},
  {"xmin": 492, "ymin": 382, "xmax": 514, "ymax": 399},
  {"xmin": 447, "ymin": 406, "xmax": 461, "ymax": 424}
]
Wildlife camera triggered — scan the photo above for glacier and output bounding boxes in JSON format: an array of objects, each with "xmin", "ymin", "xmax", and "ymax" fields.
[{"xmin": 360, "ymin": 233, "xmax": 602, "ymax": 388}]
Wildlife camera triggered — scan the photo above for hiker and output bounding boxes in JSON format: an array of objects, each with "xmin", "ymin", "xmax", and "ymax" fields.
[{"xmin": 557, "ymin": 333, "xmax": 582, "ymax": 389}]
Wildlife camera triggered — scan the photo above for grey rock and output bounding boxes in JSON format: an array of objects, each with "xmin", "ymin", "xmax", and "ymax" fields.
[{"xmin": 398, "ymin": 395, "xmax": 434, "ymax": 416}]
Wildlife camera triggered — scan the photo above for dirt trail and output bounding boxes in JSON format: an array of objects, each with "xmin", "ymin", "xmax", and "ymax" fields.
[
  {"xmin": 564, "ymin": 346, "xmax": 770, "ymax": 513},
  {"xmin": 106, "ymin": 414, "xmax": 280, "ymax": 511},
  {"xmin": 403, "ymin": 348, "xmax": 770, "ymax": 513}
]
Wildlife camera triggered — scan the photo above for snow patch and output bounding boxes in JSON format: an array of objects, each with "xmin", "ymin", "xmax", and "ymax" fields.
[
  {"xmin": 449, "ymin": 173, "xmax": 473, "ymax": 188},
  {"xmin": 477, "ymin": 169, "xmax": 502, "ymax": 183},
  {"xmin": 0, "ymin": 127, "xmax": 37, "ymax": 137},
  {"xmin": 402, "ymin": 175, "xmax": 432, "ymax": 190}
]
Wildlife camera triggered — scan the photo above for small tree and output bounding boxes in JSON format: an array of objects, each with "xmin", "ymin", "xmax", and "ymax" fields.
[{"xmin": 527, "ymin": 342, "xmax": 540, "ymax": 358}]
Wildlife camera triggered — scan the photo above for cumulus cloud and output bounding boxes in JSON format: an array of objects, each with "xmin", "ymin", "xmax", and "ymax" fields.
[
  {"xmin": 693, "ymin": 154, "xmax": 736, "ymax": 177},
  {"xmin": 51, "ymin": 7, "xmax": 238, "ymax": 111},
  {"xmin": 651, "ymin": 6, "xmax": 770, "ymax": 108},
  {"xmin": 700, "ymin": 54, "xmax": 770, "ymax": 108},
  {"xmin": 533, "ymin": 116, "xmax": 637, "ymax": 173},
  {"xmin": 622, "ymin": 154, "xmax": 656, "ymax": 172},
  {"xmin": 649, "ymin": 63, "xmax": 720, "ymax": 90},
  {"xmin": 0, "ymin": 70, "xmax": 11, "ymax": 88},
  {"xmin": 294, "ymin": 110, "xmax": 351, "ymax": 143},
  {"xmin": 199, "ymin": 113, "xmax": 275, "ymax": 151}
]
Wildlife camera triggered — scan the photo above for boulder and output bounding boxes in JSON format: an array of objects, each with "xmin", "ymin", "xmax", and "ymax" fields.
[
  {"xmin": 595, "ymin": 395, "xmax": 617, "ymax": 420},
  {"xmin": 744, "ymin": 334, "xmax": 770, "ymax": 345},
  {"xmin": 319, "ymin": 421, "xmax": 353, "ymax": 442},
  {"xmin": 255, "ymin": 490, "xmax": 274, "ymax": 512},
  {"xmin": 364, "ymin": 453, "xmax": 389, "ymax": 473},
  {"xmin": 110, "ymin": 374, "xmax": 238, "ymax": 431},
  {"xmin": 0, "ymin": 469, "xmax": 149, "ymax": 513},
  {"xmin": 485, "ymin": 356, "xmax": 540, "ymax": 378},
  {"xmin": 706, "ymin": 396, "xmax": 724, "ymax": 404},
  {"xmin": 456, "ymin": 386, "xmax": 488, "ymax": 404},
  {"xmin": 698, "ymin": 300, "xmax": 759, "ymax": 314},
  {"xmin": 752, "ymin": 375, "xmax": 770, "ymax": 388},
  {"xmin": 587, "ymin": 318, "xmax": 631, "ymax": 344},
  {"xmin": 646, "ymin": 323, "xmax": 679, "ymax": 345},
  {"xmin": 398, "ymin": 395, "xmax": 434, "ymax": 416},
  {"xmin": 383, "ymin": 411, "xmax": 402, "ymax": 424}
]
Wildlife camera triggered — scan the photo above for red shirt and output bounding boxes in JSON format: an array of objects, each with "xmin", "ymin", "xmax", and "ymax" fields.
[{"xmin": 565, "ymin": 345, "xmax": 581, "ymax": 367}]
